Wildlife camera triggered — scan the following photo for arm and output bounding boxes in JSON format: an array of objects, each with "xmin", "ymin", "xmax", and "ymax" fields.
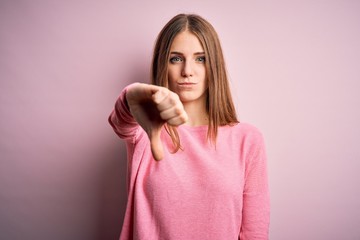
[
  {"xmin": 108, "ymin": 83, "xmax": 139, "ymax": 142},
  {"xmin": 240, "ymin": 132, "xmax": 270, "ymax": 239},
  {"xmin": 108, "ymin": 83, "xmax": 188, "ymax": 160}
]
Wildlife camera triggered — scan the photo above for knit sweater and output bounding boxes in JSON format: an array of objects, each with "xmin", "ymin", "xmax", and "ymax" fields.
[{"xmin": 108, "ymin": 85, "xmax": 270, "ymax": 240}]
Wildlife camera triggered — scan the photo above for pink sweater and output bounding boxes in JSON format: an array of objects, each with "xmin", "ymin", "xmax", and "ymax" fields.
[{"xmin": 108, "ymin": 85, "xmax": 270, "ymax": 240}]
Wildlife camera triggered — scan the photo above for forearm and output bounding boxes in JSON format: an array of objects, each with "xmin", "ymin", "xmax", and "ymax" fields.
[{"xmin": 108, "ymin": 84, "xmax": 139, "ymax": 140}]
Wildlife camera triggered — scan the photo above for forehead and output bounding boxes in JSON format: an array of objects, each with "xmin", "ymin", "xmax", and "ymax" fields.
[{"xmin": 170, "ymin": 31, "xmax": 204, "ymax": 53}]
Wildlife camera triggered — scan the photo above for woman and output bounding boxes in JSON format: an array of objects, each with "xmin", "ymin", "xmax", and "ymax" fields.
[{"xmin": 109, "ymin": 13, "xmax": 270, "ymax": 240}]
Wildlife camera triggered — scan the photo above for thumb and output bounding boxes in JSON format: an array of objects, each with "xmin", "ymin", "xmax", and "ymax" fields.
[{"xmin": 149, "ymin": 127, "xmax": 164, "ymax": 161}]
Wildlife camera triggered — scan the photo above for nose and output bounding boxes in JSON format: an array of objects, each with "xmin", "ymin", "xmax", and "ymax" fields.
[{"xmin": 181, "ymin": 60, "xmax": 193, "ymax": 78}]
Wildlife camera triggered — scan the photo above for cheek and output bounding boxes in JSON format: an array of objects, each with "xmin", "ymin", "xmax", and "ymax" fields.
[
  {"xmin": 167, "ymin": 68, "xmax": 177, "ymax": 90},
  {"xmin": 168, "ymin": 66, "xmax": 183, "ymax": 85},
  {"xmin": 167, "ymin": 67, "xmax": 177, "ymax": 81},
  {"xmin": 198, "ymin": 66, "xmax": 206, "ymax": 81},
  {"xmin": 167, "ymin": 70, "xmax": 174, "ymax": 81}
]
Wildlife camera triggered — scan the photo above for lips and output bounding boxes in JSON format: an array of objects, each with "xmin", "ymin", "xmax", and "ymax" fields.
[
  {"xmin": 177, "ymin": 82, "xmax": 197, "ymax": 89},
  {"xmin": 178, "ymin": 82, "xmax": 196, "ymax": 85}
]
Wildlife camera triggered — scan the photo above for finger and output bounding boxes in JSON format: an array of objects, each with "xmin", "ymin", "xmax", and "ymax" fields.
[
  {"xmin": 160, "ymin": 105, "xmax": 188, "ymax": 122},
  {"xmin": 167, "ymin": 113, "xmax": 189, "ymax": 126},
  {"xmin": 152, "ymin": 87, "xmax": 170, "ymax": 106},
  {"xmin": 154, "ymin": 91, "xmax": 182, "ymax": 112},
  {"xmin": 149, "ymin": 128, "xmax": 164, "ymax": 161}
]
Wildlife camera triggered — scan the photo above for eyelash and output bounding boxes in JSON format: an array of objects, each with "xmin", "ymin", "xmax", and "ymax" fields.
[
  {"xmin": 196, "ymin": 56, "xmax": 206, "ymax": 62},
  {"xmin": 169, "ymin": 56, "xmax": 206, "ymax": 63},
  {"xmin": 170, "ymin": 56, "xmax": 182, "ymax": 63}
]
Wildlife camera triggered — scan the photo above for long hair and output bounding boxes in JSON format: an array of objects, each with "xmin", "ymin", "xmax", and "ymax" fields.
[{"xmin": 151, "ymin": 13, "xmax": 238, "ymax": 152}]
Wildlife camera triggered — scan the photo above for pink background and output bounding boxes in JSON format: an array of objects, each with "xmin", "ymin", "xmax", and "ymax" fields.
[{"xmin": 1, "ymin": 1, "xmax": 360, "ymax": 239}]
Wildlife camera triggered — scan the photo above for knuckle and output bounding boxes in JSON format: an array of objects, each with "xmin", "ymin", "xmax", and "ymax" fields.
[
  {"xmin": 180, "ymin": 113, "xmax": 188, "ymax": 122},
  {"xmin": 169, "ymin": 97, "xmax": 177, "ymax": 105},
  {"xmin": 167, "ymin": 118, "xmax": 175, "ymax": 126},
  {"xmin": 169, "ymin": 92, "xmax": 179, "ymax": 102},
  {"xmin": 174, "ymin": 106, "xmax": 182, "ymax": 115},
  {"xmin": 159, "ymin": 112, "xmax": 166, "ymax": 119},
  {"xmin": 153, "ymin": 87, "xmax": 169, "ymax": 104},
  {"xmin": 161, "ymin": 87, "xmax": 169, "ymax": 96}
]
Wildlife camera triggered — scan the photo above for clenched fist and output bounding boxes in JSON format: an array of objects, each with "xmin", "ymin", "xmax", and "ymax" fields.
[{"xmin": 126, "ymin": 83, "xmax": 188, "ymax": 160}]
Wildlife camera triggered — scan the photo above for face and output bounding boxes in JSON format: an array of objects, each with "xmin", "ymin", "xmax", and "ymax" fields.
[{"xmin": 167, "ymin": 31, "xmax": 207, "ymax": 107}]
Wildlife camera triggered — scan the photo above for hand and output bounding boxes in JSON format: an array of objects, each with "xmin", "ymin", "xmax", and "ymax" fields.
[{"xmin": 126, "ymin": 83, "xmax": 188, "ymax": 160}]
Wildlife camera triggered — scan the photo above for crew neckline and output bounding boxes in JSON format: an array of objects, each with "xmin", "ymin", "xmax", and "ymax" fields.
[{"xmin": 179, "ymin": 124, "xmax": 208, "ymax": 131}]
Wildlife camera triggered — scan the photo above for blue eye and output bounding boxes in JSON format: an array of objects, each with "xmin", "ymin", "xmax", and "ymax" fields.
[
  {"xmin": 196, "ymin": 56, "xmax": 206, "ymax": 62},
  {"xmin": 170, "ymin": 56, "xmax": 182, "ymax": 63}
]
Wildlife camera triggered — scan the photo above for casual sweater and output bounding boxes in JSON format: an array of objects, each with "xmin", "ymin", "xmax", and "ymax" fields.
[{"xmin": 108, "ymin": 85, "xmax": 270, "ymax": 240}]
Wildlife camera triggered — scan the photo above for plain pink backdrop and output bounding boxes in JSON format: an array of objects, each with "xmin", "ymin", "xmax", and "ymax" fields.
[{"xmin": 1, "ymin": 1, "xmax": 360, "ymax": 239}]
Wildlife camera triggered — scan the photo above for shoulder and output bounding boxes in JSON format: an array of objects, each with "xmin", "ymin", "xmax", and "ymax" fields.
[
  {"xmin": 223, "ymin": 123, "xmax": 268, "ymax": 170},
  {"xmin": 226, "ymin": 122, "xmax": 264, "ymax": 140},
  {"xmin": 217, "ymin": 122, "xmax": 266, "ymax": 150},
  {"xmin": 232, "ymin": 122, "xmax": 262, "ymax": 133}
]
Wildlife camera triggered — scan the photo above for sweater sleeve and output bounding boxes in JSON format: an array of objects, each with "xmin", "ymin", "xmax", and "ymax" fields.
[
  {"xmin": 108, "ymin": 84, "xmax": 140, "ymax": 142},
  {"xmin": 239, "ymin": 132, "xmax": 270, "ymax": 240}
]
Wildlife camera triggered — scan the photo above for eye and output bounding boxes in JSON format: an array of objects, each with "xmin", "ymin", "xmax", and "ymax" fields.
[
  {"xmin": 196, "ymin": 56, "xmax": 206, "ymax": 63},
  {"xmin": 170, "ymin": 56, "xmax": 183, "ymax": 63}
]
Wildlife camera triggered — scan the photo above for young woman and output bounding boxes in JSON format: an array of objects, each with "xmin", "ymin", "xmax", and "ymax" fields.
[{"xmin": 109, "ymin": 13, "xmax": 270, "ymax": 240}]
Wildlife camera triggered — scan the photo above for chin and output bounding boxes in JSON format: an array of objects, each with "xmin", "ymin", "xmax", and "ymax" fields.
[{"xmin": 179, "ymin": 93, "xmax": 205, "ymax": 104}]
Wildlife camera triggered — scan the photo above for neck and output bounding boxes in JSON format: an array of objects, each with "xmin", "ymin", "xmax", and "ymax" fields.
[{"xmin": 183, "ymin": 101, "xmax": 209, "ymax": 127}]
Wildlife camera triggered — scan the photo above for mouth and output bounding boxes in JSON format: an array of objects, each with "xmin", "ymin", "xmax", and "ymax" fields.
[
  {"xmin": 177, "ymin": 82, "xmax": 197, "ymax": 90},
  {"xmin": 178, "ymin": 82, "xmax": 196, "ymax": 85}
]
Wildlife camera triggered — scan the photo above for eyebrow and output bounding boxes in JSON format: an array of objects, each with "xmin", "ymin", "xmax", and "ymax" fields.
[{"xmin": 170, "ymin": 51, "xmax": 205, "ymax": 55}]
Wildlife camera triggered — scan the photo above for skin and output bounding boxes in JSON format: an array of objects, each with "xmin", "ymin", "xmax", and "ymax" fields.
[
  {"xmin": 126, "ymin": 30, "xmax": 208, "ymax": 160},
  {"xmin": 126, "ymin": 83, "xmax": 187, "ymax": 160},
  {"xmin": 167, "ymin": 30, "xmax": 208, "ymax": 126}
]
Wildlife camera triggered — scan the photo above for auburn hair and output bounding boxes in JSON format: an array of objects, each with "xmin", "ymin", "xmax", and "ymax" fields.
[{"xmin": 151, "ymin": 13, "xmax": 238, "ymax": 152}]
